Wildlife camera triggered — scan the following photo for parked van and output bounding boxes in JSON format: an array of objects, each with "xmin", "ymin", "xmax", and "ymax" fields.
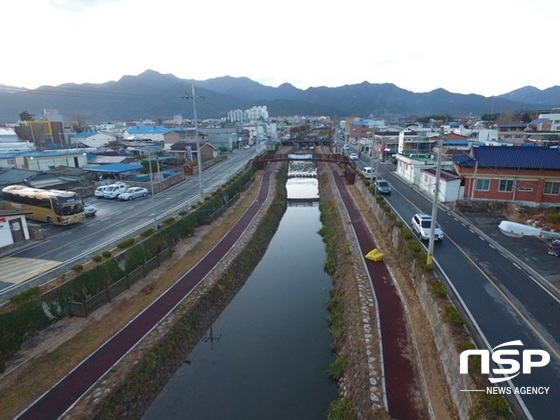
[
  {"xmin": 361, "ymin": 166, "xmax": 375, "ymax": 180},
  {"xmin": 103, "ymin": 183, "xmax": 128, "ymax": 199}
]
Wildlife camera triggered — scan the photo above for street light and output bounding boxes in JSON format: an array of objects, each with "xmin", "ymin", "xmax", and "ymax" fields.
[
  {"xmin": 146, "ymin": 147, "xmax": 159, "ymax": 230},
  {"xmin": 182, "ymin": 84, "xmax": 206, "ymax": 202},
  {"xmin": 426, "ymin": 128, "xmax": 443, "ymax": 266},
  {"xmin": 498, "ymin": 220, "xmax": 560, "ymax": 239}
]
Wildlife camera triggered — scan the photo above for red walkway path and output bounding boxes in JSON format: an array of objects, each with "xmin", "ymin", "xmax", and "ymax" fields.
[
  {"xmin": 17, "ymin": 170, "xmax": 273, "ymax": 420},
  {"xmin": 330, "ymin": 166, "xmax": 430, "ymax": 420}
]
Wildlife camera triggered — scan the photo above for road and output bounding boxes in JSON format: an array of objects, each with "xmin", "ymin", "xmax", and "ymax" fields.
[
  {"xmin": 366, "ymin": 154, "xmax": 560, "ymax": 419},
  {"xmin": 0, "ymin": 147, "xmax": 259, "ymax": 300}
]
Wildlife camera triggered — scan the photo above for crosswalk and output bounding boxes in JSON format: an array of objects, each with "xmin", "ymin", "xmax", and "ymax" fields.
[{"xmin": 0, "ymin": 257, "xmax": 61, "ymax": 286}]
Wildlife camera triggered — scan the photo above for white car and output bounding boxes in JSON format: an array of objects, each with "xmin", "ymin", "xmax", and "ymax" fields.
[
  {"xmin": 411, "ymin": 213, "xmax": 444, "ymax": 241},
  {"xmin": 94, "ymin": 185, "xmax": 109, "ymax": 198},
  {"xmin": 361, "ymin": 166, "xmax": 375, "ymax": 180},
  {"xmin": 349, "ymin": 152, "xmax": 359, "ymax": 160},
  {"xmin": 119, "ymin": 187, "xmax": 149, "ymax": 201},
  {"xmin": 83, "ymin": 203, "xmax": 97, "ymax": 217}
]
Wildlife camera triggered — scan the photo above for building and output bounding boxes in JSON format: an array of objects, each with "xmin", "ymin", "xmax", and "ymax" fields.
[
  {"xmin": 123, "ymin": 125, "xmax": 182, "ymax": 146},
  {"xmin": 199, "ymin": 128, "xmax": 238, "ymax": 151},
  {"xmin": 0, "ymin": 126, "xmax": 18, "ymax": 142},
  {"xmin": 168, "ymin": 142, "xmax": 216, "ymax": 162},
  {"xmin": 453, "ymin": 146, "xmax": 560, "ymax": 206},
  {"xmin": 395, "ymin": 153, "xmax": 454, "ymax": 186},
  {"xmin": 0, "ymin": 149, "xmax": 89, "ymax": 170},
  {"xmin": 71, "ymin": 131, "xmax": 117, "ymax": 148},
  {"xmin": 0, "ymin": 210, "xmax": 32, "ymax": 248},
  {"xmin": 418, "ymin": 167, "xmax": 462, "ymax": 203},
  {"xmin": 16, "ymin": 120, "xmax": 64, "ymax": 149},
  {"xmin": 497, "ymin": 123, "xmax": 530, "ymax": 144}
]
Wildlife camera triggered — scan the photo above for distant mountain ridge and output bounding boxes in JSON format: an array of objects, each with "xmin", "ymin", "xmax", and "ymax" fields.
[{"xmin": 0, "ymin": 69, "xmax": 558, "ymax": 123}]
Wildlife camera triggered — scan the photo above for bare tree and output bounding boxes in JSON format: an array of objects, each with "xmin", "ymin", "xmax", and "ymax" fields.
[{"xmin": 69, "ymin": 115, "xmax": 88, "ymax": 133}]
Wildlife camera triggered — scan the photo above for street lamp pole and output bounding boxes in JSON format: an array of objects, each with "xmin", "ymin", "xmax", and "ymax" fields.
[
  {"xmin": 148, "ymin": 148, "xmax": 158, "ymax": 230},
  {"xmin": 182, "ymin": 84, "xmax": 205, "ymax": 202},
  {"xmin": 427, "ymin": 127, "xmax": 443, "ymax": 266},
  {"xmin": 373, "ymin": 127, "xmax": 379, "ymax": 181}
]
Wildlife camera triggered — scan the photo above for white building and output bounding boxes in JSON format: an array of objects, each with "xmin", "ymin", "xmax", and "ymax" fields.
[
  {"xmin": 73, "ymin": 131, "xmax": 116, "ymax": 148},
  {"xmin": 227, "ymin": 109, "xmax": 245, "ymax": 122},
  {"xmin": 538, "ymin": 113, "xmax": 560, "ymax": 131},
  {"xmin": 0, "ymin": 210, "xmax": 31, "ymax": 248},
  {"xmin": 472, "ymin": 129, "xmax": 500, "ymax": 144},
  {"xmin": 395, "ymin": 153, "xmax": 454, "ymax": 187},
  {"xmin": 418, "ymin": 167, "xmax": 462, "ymax": 203},
  {"xmin": 0, "ymin": 150, "xmax": 89, "ymax": 170},
  {"xmin": 0, "ymin": 127, "xmax": 18, "ymax": 142},
  {"xmin": 43, "ymin": 108, "xmax": 63, "ymax": 122}
]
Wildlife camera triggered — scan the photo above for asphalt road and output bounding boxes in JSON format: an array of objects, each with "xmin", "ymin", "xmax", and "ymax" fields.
[
  {"xmin": 0, "ymin": 147, "xmax": 258, "ymax": 299},
  {"xmin": 373, "ymin": 160, "xmax": 560, "ymax": 419}
]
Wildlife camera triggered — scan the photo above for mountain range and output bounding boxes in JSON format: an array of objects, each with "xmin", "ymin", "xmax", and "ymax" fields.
[{"xmin": 0, "ymin": 69, "xmax": 559, "ymax": 124}]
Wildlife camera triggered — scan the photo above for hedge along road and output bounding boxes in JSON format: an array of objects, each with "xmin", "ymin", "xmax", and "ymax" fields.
[
  {"xmin": 328, "ymin": 164, "xmax": 430, "ymax": 420},
  {"xmin": 16, "ymin": 168, "xmax": 274, "ymax": 420}
]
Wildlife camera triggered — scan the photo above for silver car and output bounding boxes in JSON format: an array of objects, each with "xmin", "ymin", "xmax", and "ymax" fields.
[
  {"xmin": 375, "ymin": 179, "xmax": 391, "ymax": 194},
  {"xmin": 83, "ymin": 203, "xmax": 97, "ymax": 217},
  {"xmin": 119, "ymin": 187, "xmax": 149, "ymax": 201}
]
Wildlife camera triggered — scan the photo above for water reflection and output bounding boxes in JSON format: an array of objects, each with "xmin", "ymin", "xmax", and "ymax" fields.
[{"xmin": 287, "ymin": 162, "xmax": 319, "ymax": 202}]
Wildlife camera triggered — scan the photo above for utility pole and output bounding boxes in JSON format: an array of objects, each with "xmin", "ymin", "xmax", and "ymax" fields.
[
  {"xmin": 182, "ymin": 84, "xmax": 205, "ymax": 202},
  {"xmin": 427, "ymin": 127, "xmax": 443, "ymax": 266},
  {"xmin": 148, "ymin": 147, "xmax": 158, "ymax": 231}
]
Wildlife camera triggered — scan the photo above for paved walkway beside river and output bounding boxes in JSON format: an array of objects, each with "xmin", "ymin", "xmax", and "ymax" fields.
[
  {"xmin": 16, "ymin": 168, "xmax": 274, "ymax": 420},
  {"xmin": 328, "ymin": 165, "xmax": 431, "ymax": 419}
]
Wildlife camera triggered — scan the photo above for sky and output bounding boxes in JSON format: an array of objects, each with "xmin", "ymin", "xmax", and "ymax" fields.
[{"xmin": 2, "ymin": 0, "xmax": 559, "ymax": 97}]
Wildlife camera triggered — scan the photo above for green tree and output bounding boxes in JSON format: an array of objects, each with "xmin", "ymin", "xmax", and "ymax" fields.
[
  {"xmin": 19, "ymin": 111, "xmax": 34, "ymax": 121},
  {"xmin": 520, "ymin": 112, "xmax": 532, "ymax": 123},
  {"xmin": 481, "ymin": 113, "xmax": 498, "ymax": 122}
]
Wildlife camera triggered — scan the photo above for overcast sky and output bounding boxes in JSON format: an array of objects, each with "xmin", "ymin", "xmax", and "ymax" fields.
[{"xmin": 2, "ymin": 0, "xmax": 558, "ymax": 97}]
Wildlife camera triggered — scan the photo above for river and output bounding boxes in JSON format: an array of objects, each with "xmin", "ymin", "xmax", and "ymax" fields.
[{"xmin": 143, "ymin": 166, "xmax": 338, "ymax": 419}]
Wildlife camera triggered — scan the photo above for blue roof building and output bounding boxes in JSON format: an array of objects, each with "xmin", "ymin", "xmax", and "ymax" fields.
[{"xmin": 452, "ymin": 146, "xmax": 560, "ymax": 206}]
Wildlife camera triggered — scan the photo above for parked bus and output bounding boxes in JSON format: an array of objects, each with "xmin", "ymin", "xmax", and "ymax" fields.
[{"xmin": 1, "ymin": 185, "xmax": 85, "ymax": 225}]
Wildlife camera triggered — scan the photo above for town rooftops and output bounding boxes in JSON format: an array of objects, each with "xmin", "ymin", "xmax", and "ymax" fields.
[{"xmin": 453, "ymin": 145, "xmax": 560, "ymax": 170}]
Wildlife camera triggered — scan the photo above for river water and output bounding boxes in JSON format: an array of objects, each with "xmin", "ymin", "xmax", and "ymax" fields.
[{"xmin": 143, "ymin": 167, "xmax": 338, "ymax": 419}]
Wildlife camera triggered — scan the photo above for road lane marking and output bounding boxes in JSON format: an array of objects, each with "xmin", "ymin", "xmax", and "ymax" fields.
[{"xmin": 444, "ymin": 234, "xmax": 560, "ymax": 361}]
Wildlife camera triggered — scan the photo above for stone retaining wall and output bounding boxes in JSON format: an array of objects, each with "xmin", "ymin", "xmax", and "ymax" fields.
[{"xmin": 356, "ymin": 180, "xmax": 474, "ymax": 419}]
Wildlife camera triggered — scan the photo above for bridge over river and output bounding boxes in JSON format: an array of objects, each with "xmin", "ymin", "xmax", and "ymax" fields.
[{"xmin": 254, "ymin": 152, "xmax": 357, "ymax": 183}]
